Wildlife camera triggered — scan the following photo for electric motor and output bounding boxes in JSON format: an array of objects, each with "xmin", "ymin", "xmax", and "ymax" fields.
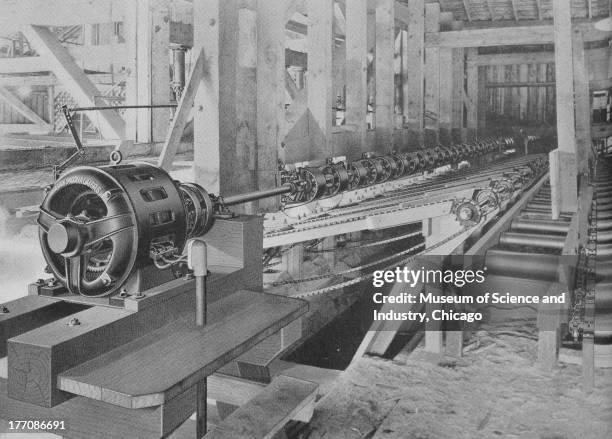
[{"xmin": 38, "ymin": 163, "xmax": 214, "ymax": 297}]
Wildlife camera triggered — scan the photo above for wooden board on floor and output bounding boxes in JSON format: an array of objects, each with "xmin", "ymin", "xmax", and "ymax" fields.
[
  {"xmin": 57, "ymin": 291, "xmax": 307, "ymax": 409},
  {"xmin": 204, "ymin": 375, "xmax": 318, "ymax": 439}
]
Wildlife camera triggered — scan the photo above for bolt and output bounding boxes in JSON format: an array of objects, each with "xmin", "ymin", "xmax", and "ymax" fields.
[
  {"xmin": 1, "ymin": 306, "xmax": 9, "ymax": 314},
  {"xmin": 37, "ymin": 278, "xmax": 45, "ymax": 285},
  {"xmin": 118, "ymin": 288, "xmax": 129, "ymax": 298},
  {"xmin": 47, "ymin": 278, "xmax": 57, "ymax": 287},
  {"xmin": 67, "ymin": 317, "xmax": 81, "ymax": 326},
  {"xmin": 132, "ymin": 292, "xmax": 146, "ymax": 299}
]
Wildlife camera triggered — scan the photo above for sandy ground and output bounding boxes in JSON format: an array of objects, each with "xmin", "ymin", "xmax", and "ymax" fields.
[{"xmin": 305, "ymin": 322, "xmax": 612, "ymax": 439}]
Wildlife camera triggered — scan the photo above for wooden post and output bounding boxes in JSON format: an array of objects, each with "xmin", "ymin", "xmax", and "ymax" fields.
[
  {"xmin": 405, "ymin": 0, "xmax": 425, "ymax": 138},
  {"xmin": 345, "ymin": 0, "xmax": 368, "ymax": 155},
  {"xmin": 125, "ymin": 0, "xmax": 138, "ymax": 141},
  {"xmin": 151, "ymin": 2, "xmax": 171, "ymax": 143},
  {"xmin": 573, "ymin": 28, "xmax": 591, "ymax": 177},
  {"xmin": 451, "ymin": 48, "xmax": 464, "ymax": 143},
  {"xmin": 256, "ymin": 0, "xmax": 285, "ymax": 210},
  {"xmin": 439, "ymin": 48, "xmax": 453, "ymax": 146},
  {"xmin": 424, "ymin": 2, "xmax": 440, "ymax": 146},
  {"xmin": 374, "ymin": 0, "xmax": 395, "ymax": 153},
  {"xmin": 307, "ymin": 0, "xmax": 334, "ymax": 159},
  {"xmin": 135, "ymin": 0, "xmax": 152, "ymax": 143},
  {"xmin": 466, "ymin": 48, "xmax": 478, "ymax": 140},
  {"xmin": 282, "ymin": 245, "xmax": 304, "ymax": 279},
  {"xmin": 551, "ymin": 0, "xmax": 578, "ymax": 213},
  {"xmin": 193, "ymin": 0, "xmax": 238, "ymax": 195}
]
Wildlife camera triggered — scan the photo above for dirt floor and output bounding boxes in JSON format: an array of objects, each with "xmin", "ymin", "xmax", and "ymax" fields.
[{"xmin": 305, "ymin": 322, "xmax": 612, "ymax": 439}]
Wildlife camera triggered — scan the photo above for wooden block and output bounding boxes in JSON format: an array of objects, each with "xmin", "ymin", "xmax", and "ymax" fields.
[
  {"xmin": 57, "ymin": 291, "xmax": 307, "ymax": 408},
  {"xmin": 445, "ymin": 330, "xmax": 463, "ymax": 358},
  {"xmin": 204, "ymin": 376, "xmax": 318, "ymax": 439},
  {"xmin": 1, "ymin": 378, "xmax": 179, "ymax": 439},
  {"xmin": 0, "ymin": 296, "xmax": 86, "ymax": 357}
]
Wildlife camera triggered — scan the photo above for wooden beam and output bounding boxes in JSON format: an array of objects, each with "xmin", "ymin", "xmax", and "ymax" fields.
[
  {"xmin": 424, "ymin": 3, "xmax": 440, "ymax": 145},
  {"xmin": 588, "ymin": 0, "xmax": 593, "ymax": 19},
  {"xmin": 0, "ymin": 57, "xmax": 49, "ymax": 74},
  {"xmin": 307, "ymin": 0, "xmax": 334, "ymax": 158},
  {"xmin": 0, "ymin": 86, "xmax": 51, "ymax": 127},
  {"xmin": 193, "ymin": 0, "xmax": 238, "ymax": 195},
  {"xmin": 472, "ymin": 51, "xmax": 554, "ymax": 65},
  {"xmin": 573, "ymin": 28, "xmax": 591, "ymax": 175},
  {"xmin": 484, "ymin": 81, "xmax": 556, "ymax": 88},
  {"xmin": 465, "ymin": 48, "xmax": 478, "ymax": 139},
  {"xmin": 439, "ymin": 48, "xmax": 453, "ymax": 140},
  {"xmin": 345, "ymin": 0, "xmax": 369, "ymax": 153},
  {"xmin": 285, "ymin": 70, "xmax": 300, "ymax": 100},
  {"xmin": 257, "ymin": 0, "xmax": 285, "ymax": 209},
  {"xmin": 405, "ymin": 0, "xmax": 425, "ymax": 131},
  {"xmin": 21, "ymin": 25, "xmax": 125, "ymax": 141},
  {"xmin": 462, "ymin": 0, "xmax": 472, "ymax": 22},
  {"xmin": 374, "ymin": 0, "xmax": 395, "ymax": 152},
  {"xmin": 451, "ymin": 48, "xmax": 464, "ymax": 138},
  {"xmin": 425, "ymin": 21, "xmax": 611, "ymax": 47},
  {"xmin": 510, "ymin": 0, "xmax": 519, "ymax": 21},
  {"xmin": 157, "ymin": 49, "xmax": 205, "ymax": 170},
  {"xmin": 394, "ymin": 1, "xmax": 410, "ymax": 25},
  {"xmin": 0, "ymin": 0, "xmax": 125, "ymax": 31}
]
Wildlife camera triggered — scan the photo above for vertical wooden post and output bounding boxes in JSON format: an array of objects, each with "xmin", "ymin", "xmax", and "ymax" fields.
[
  {"xmin": 439, "ymin": 48, "xmax": 453, "ymax": 146},
  {"xmin": 136, "ymin": 0, "xmax": 152, "ymax": 143},
  {"xmin": 282, "ymin": 245, "xmax": 304, "ymax": 279},
  {"xmin": 374, "ymin": 0, "xmax": 395, "ymax": 153},
  {"xmin": 466, "ymin": 48, "xmax": 478, "ymax": 141},
  {"xmin": 47, "ymin": 85, "xmax": 54, "ymax": 128},
  {"xmin": 551, "ymin": 0, "xmax": 578, "ymax": 214},
  {"xmin": 405, "ymin": 0, "xmax": 425, "ymax": 141},
  {"xmin": 573, "ymin": 28, "xmax": 591, "ymax": 177},
  {"xmin": 424, "ymin": 3, "xmax": 440, "ymax": 147},
  {"xmin": 193, "ymin": 0, "xmax": 238, "ymax": 195},
  {"xmin": 307, "ymin": 0, "xmax": 334, "ymax": 158},
  {"xmin": 451, "ymin": 48, "xmax": 464, "ymax": 143},
  {"xmin": 256, "ymin": 0, "xmax": 284, "ymax": 210},
  {"xmin": 124, "ymin": 0, "xmax": 138, "ymax": 141},
  {"xmin": 151, "ymin": 3, "xmax": 171, "ymax": 143},
  {"xmin": 345, "ymin": 0, "xmax": 368, "ymax": 155}
]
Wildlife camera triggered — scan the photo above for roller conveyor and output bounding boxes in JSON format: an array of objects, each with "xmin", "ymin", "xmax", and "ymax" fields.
[
  {"xmin": 510, "ymin": 218, "xmax": 570, "ymax": 234},
  {"xmin": 484, "ymin": 249, "xmax": 560, "ymax": 281},
  {"xmin": 498, "ymin": 232, "xmax": 565, "ymax": 250}
]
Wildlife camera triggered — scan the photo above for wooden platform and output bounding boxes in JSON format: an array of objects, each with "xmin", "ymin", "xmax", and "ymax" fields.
[
  {"xmin": 56, "ymin": 290, "xmax": 307, "ymax": 408},
  {"xmin": 204, "ymin": 375, "xmax": 318, "ymax": 439}
]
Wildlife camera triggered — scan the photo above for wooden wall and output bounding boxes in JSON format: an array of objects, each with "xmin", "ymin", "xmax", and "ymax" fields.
[{"xmin": 481, "ymin": 63, "xmax": 557, "ymax": 128}]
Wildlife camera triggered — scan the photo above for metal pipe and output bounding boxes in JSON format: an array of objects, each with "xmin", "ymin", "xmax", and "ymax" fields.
[
  {"xmin": 510, "ymin": 218, "xmax": 570, "ymax": 234},
  {"xmin": 484, "ymin": 249, "xmax": 560, "ymax": 281},
  {"xmin": 499, "ymin": 232, "xmax": 565, "ymax": 250},
  {"xmin": 222, "ymin": 184, "xmax": 293, "ymax": 206}
]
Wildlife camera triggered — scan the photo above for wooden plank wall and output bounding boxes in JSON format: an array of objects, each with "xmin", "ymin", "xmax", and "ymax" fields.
[{"xmin": 482, "ymin": 63, "xmax": 556, "ymax": 127}]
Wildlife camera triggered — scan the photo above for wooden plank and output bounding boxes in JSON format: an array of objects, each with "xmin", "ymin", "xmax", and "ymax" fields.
[
  {"xmin": 256, "ymin": 0, "xmax": 285, "ymax": 208},
  {"xmin": 465, "ymin": 48, "xmax": 478, "ymax": 138},
  {"xmin": 535, "ymin": 0, "xmax": 542, "ymax": 20},
  {"xmin": 204, "ymin": 375, "xmax": 317, "ymax": 439},
  {"xmin": 426, "ymin": 21, "xmax": 611, "ymax": 48},
  {"xmin": 451, "ymin": 48, "xmax": 464, "ymax": 139},
  {"xmin": 462, "ymin": 0, "xmax": 472, "ymax": 22},
  {"xmin": 553, "ymin": 0, "xmax": 577, "ymax": 155},
  {"xmin": 573, "ymin": 28, "xmax": 591, "ymax": 175},
  {"xmin": 537, "ymin": 282, "xmax": 563, "ymax": 371},
  {"xmin": 0, "ymin": 296, "xmax": 85, "ymax": 357},
  {"xmin": 473, "ymin": 52, "xmax": 554, "ymax": 65},
  {"xmin": 57, "ymin": 291, "xmax": 308, "ymax": 408},
  {"xmin": 345, "ymin": 0, "xmax": 368, "ymax": 153},
  {"xmin": 424, "ymin": 3, "xmax": 440, "ymax": 143},
  {"xmin": 158, "ymin": 49, "xmax": 205, "ymax": 170},
  {"xmin": 21, "ymin": 25, "xmax": 125, "ymax": 141},
  {"xmin": 510, "ymin": 0, "xmax": 519, "ymax": 21},
  {"xmin": 307, "ymin": 0, "xmax": 333, "ymax": 158},
  {"xmin": 0, "ymin": 86, "xmax": 50, "ymax": 127},
  {"xmin": 439, "ymin": 48, "xmax": 453, "ymax": 140},
  {"xmin": 374, "ymin": 0, "xmax": 395, "ymax": 152},
  {"xmin": 0, "ymin": 57, "xmax": 49, "ymax": 74},
  {"xmin": 405, "ymin": 0, "xmax": 425, "ymax": 131}
]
